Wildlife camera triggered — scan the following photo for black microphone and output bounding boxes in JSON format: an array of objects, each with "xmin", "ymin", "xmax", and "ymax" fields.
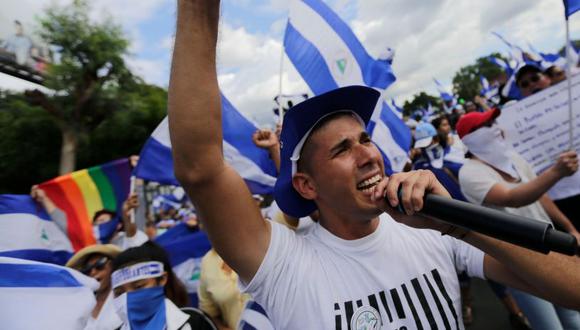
[{"xmin": 396, "ymin": 191, "xmax": 578, "ymax": 256}]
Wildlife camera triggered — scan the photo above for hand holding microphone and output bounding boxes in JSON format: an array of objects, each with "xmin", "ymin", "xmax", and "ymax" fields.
[{"xmin": 365, "ymin": 170, "xmax": 578, "ymax": 256}]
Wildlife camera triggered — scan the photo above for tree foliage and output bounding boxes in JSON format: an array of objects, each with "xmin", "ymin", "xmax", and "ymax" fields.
[
  {"xmin": 0, "ymin": 84, "xmax": 167, "ymax": 194},
  {"xmin": 26, "ymin": 0, "xmax": 138, "ymax": 174},
  {"xmin": 402, "ymin": 92, "xmax": 442, "ymax": 117},
  {"xmin": 451, "ymin": 52, "xmax": 506, "ymax": 102}
]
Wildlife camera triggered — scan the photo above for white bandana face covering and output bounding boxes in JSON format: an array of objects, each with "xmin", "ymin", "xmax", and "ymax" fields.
[
  {"xmin": 111, "ymin": 261, "xmax": 164, "ymax": 289},
  {"xmin": 462, "ymin": 125, "xmax": 519, "ymax": 179}
]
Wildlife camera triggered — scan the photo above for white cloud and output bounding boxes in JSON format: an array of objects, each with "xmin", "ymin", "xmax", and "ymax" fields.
[{"xmin": 4, "ymin": 0, "xmax": 580, "ymax": 120}]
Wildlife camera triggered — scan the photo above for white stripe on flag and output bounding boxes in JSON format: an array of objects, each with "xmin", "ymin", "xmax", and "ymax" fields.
[
  {"xmin": 152, "ymin": 117, "xmax": 171, "ymax": 147},
  {"xmin": 289, "ymin": 0, "xmax": 364, "ymax": 86},
  {"xmin": 0, "ymin": 257, "xmax": 97, "ymax": 329},
  {"xmin": 372, "ymin": 120, "xmax": 409, "ymax": 172},
  {"xmin": 223, "ymin": 142, "xmax": 277, "ymax": 188},
  {"xmin": 0, "ymin": 213, "xmax": 72, "ymax": 252}
]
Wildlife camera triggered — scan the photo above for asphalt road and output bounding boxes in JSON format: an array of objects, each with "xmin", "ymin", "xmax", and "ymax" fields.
[{"xmin": 465, "ymin": 279, "xmax": 514, "ymax": 330}]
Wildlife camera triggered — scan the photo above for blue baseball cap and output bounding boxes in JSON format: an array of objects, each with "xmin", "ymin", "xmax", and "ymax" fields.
[
  {"xmin": 413, "ymin": 122, "xmax": 437, "ymax": 148},
  {"xmin": 274, "ymin": 86, "xmax": 381, "ymax": 218}
]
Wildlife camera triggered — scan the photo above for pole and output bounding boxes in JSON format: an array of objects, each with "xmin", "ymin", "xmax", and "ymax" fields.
[
  {"xmin": 566, "ymin": 18, "xmax": 574, "ymax": 150},
  {"xmin": 277, "ymin": 42, "xmax": 285, "ymax": 127}
]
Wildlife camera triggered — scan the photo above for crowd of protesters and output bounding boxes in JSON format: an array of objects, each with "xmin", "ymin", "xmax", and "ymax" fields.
[{"xmin": 5, "ymin": 1, "xmax": 580, "ymax": 329}]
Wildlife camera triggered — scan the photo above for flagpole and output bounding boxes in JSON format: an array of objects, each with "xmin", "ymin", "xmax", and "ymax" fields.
[
  {"xmin": 278, "ymin": 42, "xmax": 285, "ymax": 127},
  {"xmin": 566, "ymin": 18, "xmax": 575, "ymax": 150}
]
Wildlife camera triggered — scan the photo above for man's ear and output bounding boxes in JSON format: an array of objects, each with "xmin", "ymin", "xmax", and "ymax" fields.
[{"xmin": 292, "ymin": 173, "xmax": 317, "ymax": 200}]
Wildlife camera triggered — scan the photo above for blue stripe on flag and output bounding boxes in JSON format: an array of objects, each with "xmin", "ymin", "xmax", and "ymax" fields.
[
  {"xmin": 0, "ymin": 195, "xmax": 50, "ymax": 220},
  {"xmin": 302, "ymin": 0, "xmax": 396, "ymax": 89},
  {"xmin": 155, "ymin": 223, "xmax": 212, "ymax": 266},
  {"xmin": 0, "ymin": 249, "xmax": 72, "ymax": 266},
  {"xmin": 379, "ymin": 102, "xmax": 412, "ymax": 150},
  {"xmin": 0, "ymin": 263, "xmax": 82, "ymax": 287},
  {"xmin": 284, "ymin": 22, "xmax": 339, "ymax": 95},
  {"xmin": 564, "ymin": 0, "xmax": 580, "ymax": 17},
  {"xmin": 221, "ymin": 95, "xmax": 277, "ymax": 178},
  {"xmin": 133, "ymin": 137, "xmax": 179, "ymax": 186}
]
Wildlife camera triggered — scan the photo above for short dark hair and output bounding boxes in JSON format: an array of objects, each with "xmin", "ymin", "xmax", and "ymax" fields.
[
  {"xmin": 515, "ymin": 65, "xmax": 543, "ymax": 86},
  {"xmin": 92, "ymin": 209, "xmax": 116, "ymax": 223},
  {"xmin": 112, "ymin": 241, "xmax": 190, "ymax": 307},
  {"xmin": 431, "ymin": 115, "xmax": 449, "ymax": 130}
]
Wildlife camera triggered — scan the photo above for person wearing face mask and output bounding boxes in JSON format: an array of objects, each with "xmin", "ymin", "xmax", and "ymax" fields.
[
  {"xmin": 30, "ymin": 186, "xmax": 148, "ymax": 250},
  {"xmin": 111, "ymin": 241, "xmax": 217, "ymax": 330},
  {"xmin": 66, "ymin": 244, "xmax": 123, "ymax": 330},
  {"xmin": 457, "ymin": 108, "xmax": 580, "ymax": 330}
]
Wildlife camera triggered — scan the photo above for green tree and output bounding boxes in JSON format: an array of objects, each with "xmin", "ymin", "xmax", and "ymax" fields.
[
  {"xmin": 25, "ymin": 0, "xmax": 137, "ymax": 174},
  {"xmin": 402, "ymin": 92, "xmax": 441, "ymax": 117},
  {"xmin": 451, "ymin": 53, "xmax": 506, "ymax": 102},
  {"xmin": 0, "ymin": 90, "xmax": 61, "ymax": 193},
  {"xmin": 0, "ymin": 84, "xmax": 167, "ymax": 194}
]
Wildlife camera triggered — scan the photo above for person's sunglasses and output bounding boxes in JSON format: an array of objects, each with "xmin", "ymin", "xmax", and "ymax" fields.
[
  {"xmin": 81, "ymin": 257, "xmax": 109, "ymax": 275},
  {"xmin": 518, "ymin": 73, "xmax": 541, "ymax": 89}
]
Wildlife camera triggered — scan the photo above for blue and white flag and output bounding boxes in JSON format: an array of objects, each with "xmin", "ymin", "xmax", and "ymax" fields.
[
  {"xmin": 480, "ymin": 75, "xmax": 499, "ymax": 103},
  {"xmin": 284, "ymin": 0, "xmax": 410, "ymax": 172},
  {"xmin": 564, "ymin": 0, "xmax": 580, "ymax": 18},
  {"xmin": 488, "ymin": 56, "xmax": 512, "ymax": 75},
  {"xmin": 0, "ymin": 195, "xmax": 73, "ymax": 265},
  {"xmin": 134, "ymin": 94, "xmax": 277, "ymax": 194},
  {"xmin": 492, "ymin": 32, "xmax": 524, "ymax": 67},
  {"xmin": 155, "ymin": 223, "xmax": 212, "ymax": 307},
  {"xmin": 0, "ymin": 257, "xmax": 97, "ymax": 329},
  {"xmin": 389, "ymin": 99, "xmax": 403, "ymax": 119},
  {"xmin": 434, "ymin": 79, "xmax": 454, "ymax": 102}
]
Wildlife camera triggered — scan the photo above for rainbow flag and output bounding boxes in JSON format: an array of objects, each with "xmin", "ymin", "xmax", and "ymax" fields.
[{"xmin": 38, "ymin": 158, "xmax": 132, "ymax": 251}]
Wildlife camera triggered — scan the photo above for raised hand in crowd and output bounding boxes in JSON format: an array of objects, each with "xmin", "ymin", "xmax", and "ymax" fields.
[
  {"xmin": 252, "ymin": 128, "xmax": 281, "ymax": 173},
  {"xmin": 121, "ymin": 193, "xmax": 139, "ymax": 238},
  {"xmin": 552, "ymin": 150, "xmax": 578, "ymax": 177},
  {"xmin": 30, "ymin": 185, "xmax": 56, "ymax": 213}
]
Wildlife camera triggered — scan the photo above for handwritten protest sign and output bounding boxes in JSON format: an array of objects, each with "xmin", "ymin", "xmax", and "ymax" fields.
[{"xmin": 497, "ymin": 73, "xmax": 580, "ymax": 200}]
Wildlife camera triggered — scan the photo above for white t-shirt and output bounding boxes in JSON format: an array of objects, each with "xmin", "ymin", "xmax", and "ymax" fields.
[
  {"xmin": 458, "ymin": 152, "xmax": 551, "ymax": 224},
  {"xmin": 84, "ymin": 292, "xmax": 122, "ymax": 330},
  {"xmin": 110, "ymin": 230, "xmax": 149, "ymax": 250},
  {"xmin": 242, "ymin": 214, "xmax": 484, "ymax": 330},
  {"xmin": 444, "ymin": 134, "xmax": 467, "ymax": 164}
]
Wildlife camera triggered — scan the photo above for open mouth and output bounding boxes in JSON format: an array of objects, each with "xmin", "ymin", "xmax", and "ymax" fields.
[{"xmin": 356, "ymin": 174, "xmax": 382, "ymax": 192}]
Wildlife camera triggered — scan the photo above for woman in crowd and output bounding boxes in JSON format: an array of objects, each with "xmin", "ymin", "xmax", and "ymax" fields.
[{"xmin": 111, "ymin": 241, "xmax": 216, "ymax": 330}]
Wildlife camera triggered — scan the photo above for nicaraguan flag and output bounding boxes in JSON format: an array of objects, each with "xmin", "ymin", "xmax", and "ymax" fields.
[
  {"xmin": 434, "ymin": 79, "xmax": 454, "ymax": 102},
  {"xmin": 564, "ymin": 0, "xmax": 580, "ymax": 18},
  {"xmin": 134, "ymin": 94, "xmax": 277, "ymax": 194},
  {"xmin": 284, "ymin": 0, "xmax": 410, "ymax": 173},
  {"xmin": 0, "ymin": 257, "xmax": 97, "ymax": 329},
  {"xmin": 155, "ymin": 223, "xmax": 212, "ymax": 307},
  {"xmin": 389, "ymin": 99, "xmax": 403, "ymax": 119},
  {"xmin": 0, "ymin": 195, "xmax": 73, "ymax": 265}
]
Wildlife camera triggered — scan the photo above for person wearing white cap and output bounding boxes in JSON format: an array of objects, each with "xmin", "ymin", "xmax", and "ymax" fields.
[{"xmin": 167, "ymin": 1, "xmax": 580, "ymax": 329}]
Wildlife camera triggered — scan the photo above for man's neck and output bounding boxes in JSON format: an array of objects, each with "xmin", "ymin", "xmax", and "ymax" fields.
[{"xmin": 318, "ymin": 212, "xmax": 380, "ymax": 240}]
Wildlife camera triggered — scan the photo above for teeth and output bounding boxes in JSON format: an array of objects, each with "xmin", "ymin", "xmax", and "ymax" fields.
[{"xmin": 357, "ymin": 174, "xmax": 382, "ymax": 190}]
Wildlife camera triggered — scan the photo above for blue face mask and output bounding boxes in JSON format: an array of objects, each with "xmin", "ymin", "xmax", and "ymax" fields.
[{"xmin": 114, "ymin": 286, "xmax": 166, "ymax": 329}]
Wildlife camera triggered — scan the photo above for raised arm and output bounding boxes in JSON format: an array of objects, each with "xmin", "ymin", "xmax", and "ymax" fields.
[
  {"xmin": 168, "ymin": 0, "xmax": 269, "ymax": 283},
  {"xmin": 484, "ymin": 151, "xmax": 578, "ymax": 208}
]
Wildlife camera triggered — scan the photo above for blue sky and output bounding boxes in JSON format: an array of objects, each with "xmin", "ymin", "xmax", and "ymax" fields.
[{"xmin": 2, "ymin": 0, "xmax": 580, "ymax": 125}]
